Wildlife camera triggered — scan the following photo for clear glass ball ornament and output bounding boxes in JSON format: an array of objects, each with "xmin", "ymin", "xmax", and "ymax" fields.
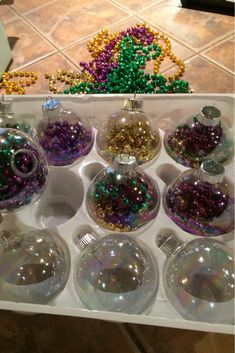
[
  {"xmin": 158, "ymin": 235, "xmax": 234, "ymax": 323},
  {"xmin": 0, "ymin": 128, "xmax": 48, "ymax": 212},
  {"xmin": 75, "ymin": 233, "xmax": 158, "ymax": 314},
  {"xmin": 0, "ymin": 97, "xmax": 33, "ymax": 135},
  {"xmin": 96, "ymin": 98, "xmax": 161, "ymax": 164},
  {"xmin": 0, "ymin": 229, "xmax": 70, "ymax": 304},
  {"xmin": 86, "ymin": 154, "xmax": 160, "ymax": 232},
  {"xmin": 164, "ymin": 106, "xmax": 233, "ymax": 168},
  {"xmin": 163, "ymin": 160, "xmax": 234, "ymax": 236},
  {"xmin": 36, "ymin": 97, "xmax": 94, "ymax": 166}
]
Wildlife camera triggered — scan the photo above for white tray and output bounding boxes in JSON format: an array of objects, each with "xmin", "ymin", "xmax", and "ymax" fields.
[{"xmin": 0, "ymin": 93, "xmax": 234, "ymax": 335}]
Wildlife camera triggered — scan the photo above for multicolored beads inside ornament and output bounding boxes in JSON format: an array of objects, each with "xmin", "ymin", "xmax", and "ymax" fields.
[
  {"xmin": 4, "ymin": 122, "xmax": 33, "ymax": 136},
  {"xmin": 0, "ymin": 128, "xmax": 48, "ymax": 212},
  {"xmin": 165, "ymin": 116, "xmax": 233, "ymax": 168},
  {"xmin": 97, "ymin": 112, "xmax": 160, "ymax": 164},
  {"xmin": 38, "ymin": 120, "xmax": 93, "ymax": 166},
  {"xmin": 164, "ymin": 176, "xmax": 234, "ymax": 236},
  {"xmin": 87, "ymin": 170, "xmax": 159, "ymax": 231}
]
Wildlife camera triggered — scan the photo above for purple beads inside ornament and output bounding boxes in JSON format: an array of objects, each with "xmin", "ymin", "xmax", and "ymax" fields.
[
  {"xmin": 164, "ymin": 173, "xmax": 234, "ymax": 236},
  {"xmin": 0, "ymin": 128, "xmax": 48, "ymax": 212},
  {"xmin": 165, "ymin": 117, "xmax": 233, "ymax": 168},
  {"xmin": 39, "ymin": 120, "xmax": 93, "ymax": 166}
]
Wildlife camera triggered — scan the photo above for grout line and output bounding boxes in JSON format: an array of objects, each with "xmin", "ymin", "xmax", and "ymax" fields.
[
  {"xmin": 9, "ymin": 52, "xmax": 59, "ymax": 71},
  {"xmin": 59, "ymin": 15, "xmax": 134, "ymax": 51},
  {"xmin": 108, "ymin": 0, "xmax": 167, "ymax": 15},
  {"xmin": 185, "ymin": 53, "xmax": 235, "ymax": 76},
  {"xmin": 106, "ymin": 0, "xmax": 136, "ymax": 15},
  {"xmin": 200, "ymin": 54, "xmax": 234, "ymax": 75},
  {"xmin": 136, "ymin": 12, "xmax": 235, "ymax": 53},
  {"xmin": 9, "ymin": 0, "xmax": 57, "ymax": 16}
]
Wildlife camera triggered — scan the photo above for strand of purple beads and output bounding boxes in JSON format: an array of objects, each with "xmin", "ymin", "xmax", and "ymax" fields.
[{"xmin": 79, "ymin": 25, "xmax": 154, "ymax": 86}]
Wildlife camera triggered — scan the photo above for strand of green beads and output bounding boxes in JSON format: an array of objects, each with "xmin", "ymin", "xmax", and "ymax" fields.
[{"xmin": 63, "ymin": 35, "xmax": 189, "ymax": 94}]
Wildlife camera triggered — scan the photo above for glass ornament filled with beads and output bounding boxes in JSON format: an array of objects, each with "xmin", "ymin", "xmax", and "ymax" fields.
[
  {"xmin": 86, "ymin": 154, "xmax": 160, "ymax": 232},
  {"xmin": 157, "ymin": 234, "xmax": 234, "ymax": 323},
  {"xmin": 75, "ymin": 232, "xmax": 158, "ymax": 314},
  {"xmin": 164, "ymin": 106, "xmax": 233, "ymax": 168},
  {"xmin": 0, "ymin": 128, "xmax": 48, "ymax": 212},
  {"xmin": 0, "ymin": 97, "xmax": 32, "ymax": 135},
  {"xmin": 37, "ymin": 97, "xmax": 94, "ymax": 166},
  {"xmin": 0, "ymin": 229, "xmax": 70, "ymax": 304},
  {"xmin": 163, "ymin": 160, "xmax": 234, "ymax": 236},
  {"xmin": 96, "ymin": 98, "xmax": 161, "ymax": 164}
]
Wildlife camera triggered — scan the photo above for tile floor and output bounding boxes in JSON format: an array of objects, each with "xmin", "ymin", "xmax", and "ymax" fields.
[{"xmin": 0, "ymin": 0, "xmax": 234, "ymax": 352}]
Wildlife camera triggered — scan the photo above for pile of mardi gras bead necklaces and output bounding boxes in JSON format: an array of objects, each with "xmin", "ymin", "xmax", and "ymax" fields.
[{"xmin": 0, "ymin": 23, "xmax": 191, "ymax": 95}]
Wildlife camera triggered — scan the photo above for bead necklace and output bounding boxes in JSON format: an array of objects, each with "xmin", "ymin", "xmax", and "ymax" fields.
[
  {"xmin": 0, "ymin": 71, "xmax": 38, "ymax": 94},
  {"xmin": 60, "ymin": 23, "xmax": 189, "ymax": 95},
  {"xmin": 64, "ymin": 35, "xmax": 189, "ymax": 94}
]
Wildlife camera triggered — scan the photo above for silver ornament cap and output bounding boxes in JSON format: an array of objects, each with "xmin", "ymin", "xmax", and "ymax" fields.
[
  {"xmin": 123, "ymin": 98, "xmax": 143, "ymax": 111},
  {"xmin": 0, "ymin": 96, "xmax": 13, "ymax": 115},
  {"xmin": 156, "ymin": 235, "xmax": 183, "ymax": 258},
  {"xmin": 77, "ymin": 232, "xmax": 97, "ymax": 251},
  {"xmin": 197, "ymin": 106, "xmax": 221, "ymax": 126},
  {"xmin": 197, "ymin": 160, "xmax": 225, "ymax": 184},
  {"xmin": 113, "ymin": 154, "xmax": 138, "ymax": 174}
]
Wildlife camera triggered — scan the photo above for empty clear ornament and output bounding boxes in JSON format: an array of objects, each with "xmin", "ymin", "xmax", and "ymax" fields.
[
  {"xmin": 86, "ymin": 154, "xmax": 160, "ymax": 232},
  {"xmin": 36, "ymin": 97, "xmax": 94, "ymax": 166},
  {"xmin": 163, "ymin": 160, "xmax": 234, "ymax": 236},
  {"xmin": 0, "ymin": 229, "xmax": 70, "ymax": 304},
  {"xmin": 164, "ymin": 106, "xmax": 233, "ymax": 168},
  {"xmin": 0, "ymin": 128, "xmax": 48, "ymax": 212},
  {"xmin": 75, "ymin": 232, "xmax": 158, "ymax": 314},
  {"xmin": 0, "ymin": 97, "xmax": 32, "ymax": 135},
  {"xmin": 96, "ymin": 98, "xmax": 161, "ymax": 164},
  {"xmin": 157, "ymin": 234, "xmax": 234, "ymax": 323}
]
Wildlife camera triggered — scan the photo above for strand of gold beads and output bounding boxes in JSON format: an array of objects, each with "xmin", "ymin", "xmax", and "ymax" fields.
[
  {"xmin": 142, "ymin": 23, "xmax": 185, "ymax": 81},
  {"xmin": 0, "ymin": 71, "xmax": 38, "ymax": 94},
  {"xmin": 45, "ymin": 70, "xmax": 94, "ymax": 94},
  {"xmin": 87, "ymin": 23, "xmax": 185, "ymax": 81}
]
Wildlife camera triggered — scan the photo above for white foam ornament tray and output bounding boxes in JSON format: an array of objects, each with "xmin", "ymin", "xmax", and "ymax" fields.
[{"xmin": 0, "ymin": 94, "xmax": 234, "ymax": 335}]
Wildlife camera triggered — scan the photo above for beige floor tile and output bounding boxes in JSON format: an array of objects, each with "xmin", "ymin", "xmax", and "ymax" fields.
[
  {"xmin": 0, "ymin": 5, "xmax": 18, "ymax": 24},
  {"xmin": 139, "ymin": 0, "xmax": 234, "ymax": 51},
  {"xmin": 10, "ymin": 0, "xmax": 55, "ymax": 14},
  {"xmin": 3, "ymin": 19, "xmax": 56, "ymax": 70},
  {"xmin": 164, "ymin": 55, "xmax": 234, "ymax": 93},
  {"xmin": 202, "ymin": 35, "xmax": 235, "ymax": 73},
  {"xmin": 0, "ymin": 53, "xmax": 79, "ymax": 95},
  {"xmin": 111, "ymin": 0, "xmax": 164, "ymax": 12},
  {"xmin": 25, "ymin": 0, "xmax": 129, "ymax": 49}
]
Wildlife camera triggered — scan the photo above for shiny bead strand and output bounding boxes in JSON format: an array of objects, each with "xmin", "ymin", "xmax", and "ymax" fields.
[{"xmin": 0, "ymin": 71, "xmax": 38, "ymax": 94}]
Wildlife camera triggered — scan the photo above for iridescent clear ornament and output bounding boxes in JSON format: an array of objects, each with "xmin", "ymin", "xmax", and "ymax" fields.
[
  {"xmin": 0, "ymin": 128, "xmax": 48, "ymax": 212},
  {"xmin": 0, "ymin": 229, "xmax": 70, "ymax": 304},
  {"xmin": 164, "ymin": 106, "xmax": 233, "ymax": 168},
  {"xmin": 157, "ymin": 235, "xmax": 234, "ymax": 323},
  {"xmin": 0, "ymin": 97, "xmax": 32, "ymax": 135},
  {"xmin": 96, "ymin": 98, "xmax": 161, "ymax": 164},
  {"xmin": 36, "ymin": 97, "xmax": 94, "ymax": 166},
  {"xmin": 86, "ymin": 154, "xmax": 160, "ymax": 232},
  {"xmin": 163, "ymin": 160, "xmax": 234, "ymax": 236},
  {"xmin": 75, "ymin": 232, "xmax": 158, "ymax": 314}
]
